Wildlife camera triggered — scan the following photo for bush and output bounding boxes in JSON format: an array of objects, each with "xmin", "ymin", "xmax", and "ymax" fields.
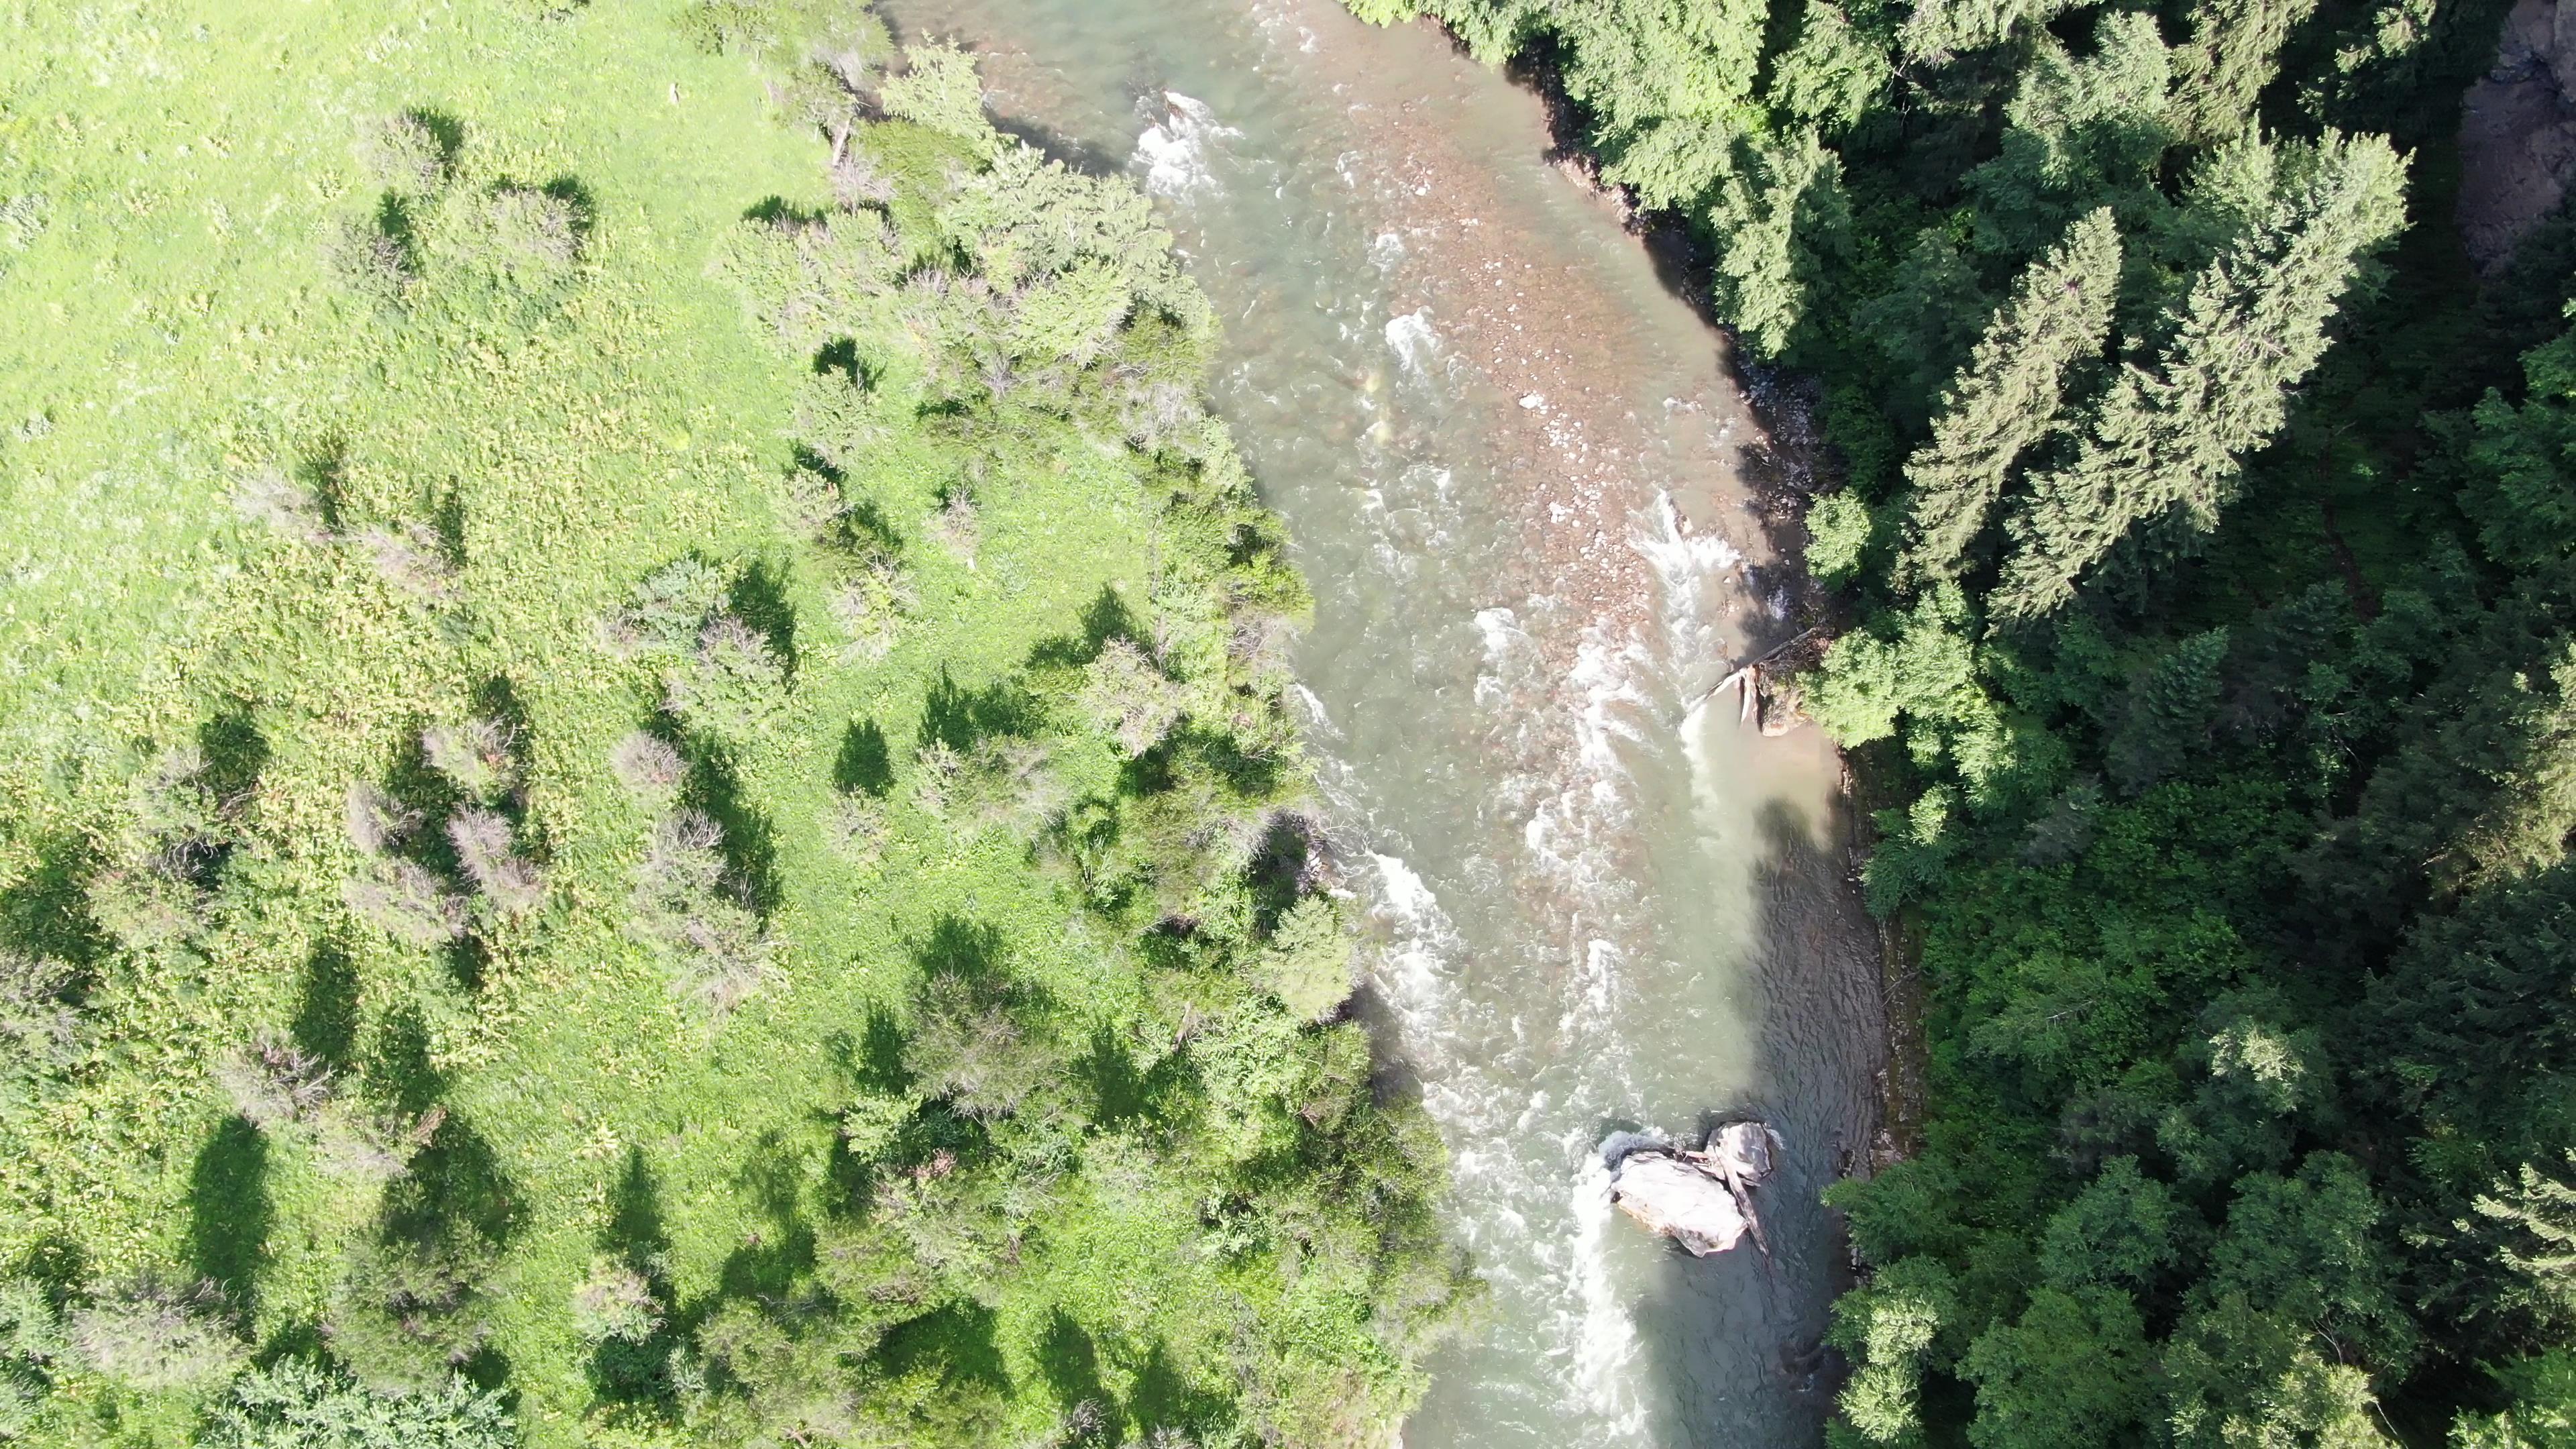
[
  {"xmin": 325, "ymin": 218, "xmax": 413, "ymax": 303},
  {"xmin": 480, "ymin": 186, "xmax": 580, "ymax": 276},
  {"xmin": 925, "ymin": 488, "xmax": 979, "ymax": 566},
  {"xmin": 608, "ymin": 731, "xmax": 684, "ymax": 802},
  {"xmin": 0, "ymin": 1276, "xmax": 62, "ymax": 1438},
  {"xmin": 343, "ymin": 860, "xmax": 468, "ymax": 947},
  {"xmin": 1080, "ymin": 639, "xmax": 1186, "ymax": 757},
  {"xmin": 345, "ymin": 782, "xmax": 422, "ymax": 857},
  {"xmin": 628, "ymin": 810, "xmax": 778, "ymax": 1020},
  {"xmin": 213, "ymin": 1033, "xmax": 335, "ymax": 1129},
  {"xmin": 826, "ymin": 554, "xmax": 913, "ymax": 661},
  {"xmin": 68, "ymin": 1277, "xmax": 247, "ymax": 1391},
  {"xmin": 446, "ymin": 808, "xmax": 545, "ymax": 916},
  {"xmin": 661, "ymin": 614, "xmax": 788, "ymax": 735},
  {"xmin": 570, "ymin": 1261, "xmax": 663, "ymax": 1344},
  {"xmin": 422, "ymin": 718, "xmax": 519, "ymax": 802},
  {"xmin": 904, "ymin": 969, "xmax": 1068, "ymax": 1120},
  {"xmin": 1260, "ymin": 896, "xmax": 1356, "ymax": 1020},
  {"xmin": 208, "ymin": 1357, "xmax": 515, "ymax": 1449},
  {"xmin": 359, "ymin": 113, "xmax": 450, "ymax": 199},
  {"xmin": 821, "ymin": 792, "xmax": 888, "ymax": 866},
  {"xmin": 330, "ymin": 1235, "xmax": 499, "ymax": 1395},
  {"xmin": 598, "ymin": 557, "xmax": 729, "ymax": 659},
  {"xmin": 354, "ymin": 523, "xmax": 460, "ymax": 604},
  {"xmin": 1805, "ymin": 490, "xmax": 1873, "ymax": 586},
  {"xmin": 87, "ymin": 861, "xmax": 206, "ymax": 951},
  {"xmin": 231, "ymin": 468, "xmax": 333, "ymax": 545}
]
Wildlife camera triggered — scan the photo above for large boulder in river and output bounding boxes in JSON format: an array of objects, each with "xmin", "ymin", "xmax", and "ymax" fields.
[
  {"xmin": 1606, "ymin": 1121, "xmax": 1784, "ymax": 1256},
  {"xmin": 1609, "ymin": 1153, "xmax": 1751, "ymax": 1256}
]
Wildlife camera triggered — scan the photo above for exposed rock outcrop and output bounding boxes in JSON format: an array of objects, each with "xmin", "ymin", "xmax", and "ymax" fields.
[{"xmin": 2461, "ymin": 0, "xmax": 2576, "ymax": 270}]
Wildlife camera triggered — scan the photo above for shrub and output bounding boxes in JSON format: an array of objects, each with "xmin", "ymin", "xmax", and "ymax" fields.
[
  {"xmin": 629, "ymin": 810, "xmax": 777, "ymax": 1020},
  {"xmin": 822, "ymin": 793, "xmax": 888, "ymax": 866},
  {"xmin": 904, "ymin": 970, "xmax": 1067, "ymax": 1120},
  {"xmin": 354, "ymin": 523, "xmax": 460, "ymax": 604},
  {"xmin": 67, "ymin": 1277, "xmax": 246, "ymax": 1391},
  {"xmin": 1805, "ymin": 489, "xmax": 1872, "ymax": 585},
  {"xmin": 878, "ymin": 42, "xmax": 998, "ymax": 146},
  {"xmin": 1260, "ymin": 896, "xmax": 1356, "ymax": 1021},
  {"xmin": 571, "ymin": 1262, "xmax": 663, "ymax": 1344},
  {"xmin": 445, "ymin": 808, "xmax": 545, "ymax": 916},
  {"xmin": 213, "ymin": 1033, "xmax": 335, "ymax": 1129},
  {"xmin": 0, "ymin": 1276, "xmax": 62, "ymax": 1439},
  {"xmin": 344, "ymin": 782, "xmax": 421, "ymax": 857},
  {"xmin": 325, "ymin": 218, "xmax": 413, "ymax": 302},
  {"xmin": 343, "ymin": 861, "xmax": 468, "ymax": 947},
  {"xmin": 1081, "ymin": 639, "xmax": 1186, "ymax": 757},
  {"xmin": 925, "ymin": 488, "xmax": 979, "ymax": 566},
  {"xmin": 422, "ymin": 718, "xmax": 519, "ymax": 802},
  {"xmin": 480, "ymin": 185, "xmax": 581, "ymax": 277},
  {"xmin": 598, "ymin": 556, "xmax": 729, "ymax": 658},
  {"xmin": 87, "ymin": 862, "xmax": 205, "ymax": 950},
  {"xmin": 826, "ymin": 555, "xmax": 913, "ymax": 661},
  {"xmin": 207, "ymin": 1357, "xmax": 515, "ymax": 1449},
  {"xmin": 360, "ymin": 113, "xmax": 449, "ymax": 198},
  {"xmin": 0, "ymin": 951, "xmax": 83, "ymax": 1079},
  {"xmin": 330, "ymin": 1236, "xmax": 498, "ymax": 1395},
  {"xmin": 231, "ymin": 468, "xmax": 333, "ymax": 545},
  {"xmin": 661, "ymin": 614, "xmax": 788, "ymax": 734},
  {"xmin": 608, "ymin": 731, "xmax": 685, "ymax": 802}
]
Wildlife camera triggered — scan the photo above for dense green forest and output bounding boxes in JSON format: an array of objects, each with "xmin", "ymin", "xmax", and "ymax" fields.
[
  {"xmin": 0, "ymin": 3, "xmax": 1468, "ymax": 1446},
  {"xmin": 1345, "ymin": 0, "xmax": 2576, "ymax": 1442}
]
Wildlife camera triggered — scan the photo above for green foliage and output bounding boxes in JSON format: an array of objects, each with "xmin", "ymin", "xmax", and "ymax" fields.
[
  {"xmin": 206, "ymin": 1358, "xmax": 516, "ymax": 1449},
  {"xmin": 1347, "ymin": 0, "xmax": 2576, "ymax": 1438},
  {"xmin": 1806, "ymin": 490, "xmax": 1874, "ymax": 586},
  {"xmin": 1707, "ymin": 127, "xmax": 1851, "ymax": 359},
  {"xmin": 1896, "ymin": 208, "xmax": 2121, "ymax": 588},
  {"xmin": 0, "ymin": 6, "xmax": 1464, "ymax": 1445},
  {"xmin": 1994, "ymin": 133, "xmax": 2407, "ymax": 619}
]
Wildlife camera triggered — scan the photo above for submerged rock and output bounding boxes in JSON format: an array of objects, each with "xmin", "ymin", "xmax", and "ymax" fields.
[{"xmin": 1607, "ymin": 1121, "xmax": 1782, "ymax": 1257}]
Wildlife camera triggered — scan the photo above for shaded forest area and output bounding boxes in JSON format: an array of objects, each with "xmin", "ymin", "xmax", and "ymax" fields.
[
  {"xmin": 0, "ymin": 3, "xmax": 1466, "ymax": 1446},
  {"xmin": 1348, "ymin": 0, "xmax": 2576, "ymax": 1441}
]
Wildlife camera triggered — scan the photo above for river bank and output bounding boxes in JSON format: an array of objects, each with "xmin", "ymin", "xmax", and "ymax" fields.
[{"xmin": 877, "ymin": 2, "xmax": 1892, "ymax": 1440}]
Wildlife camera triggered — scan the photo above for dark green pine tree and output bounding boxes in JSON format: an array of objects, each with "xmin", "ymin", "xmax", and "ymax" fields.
[
  {"xmin": 1896, "ymin": 207, "xmax": 2121, "ymax": 589},
  {"xmin": 1991, "ymin": 131, "xmax": 2408, "ymax": 622}
]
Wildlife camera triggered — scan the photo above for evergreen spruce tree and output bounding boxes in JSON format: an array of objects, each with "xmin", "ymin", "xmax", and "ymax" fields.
[
  {"xmin": 2171, "ymin": 0, "xmax": 2324, "ymax": 144},
  {"xmin": 1992, "ymin": 132, "xmax": 2407, "ymax": 621},
  {"xmin": 1708, "ymin": 126, "xmax": 1852, "ymax": 358},
  {"xmin": 1897, "ymin": 208, "xmax": 2121, "ymax": 588}
]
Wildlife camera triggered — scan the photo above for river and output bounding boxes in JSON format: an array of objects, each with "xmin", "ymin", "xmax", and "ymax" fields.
[{"xmin": 873, "ymin": 2, "xmax": 1889, "ymax": 1443}]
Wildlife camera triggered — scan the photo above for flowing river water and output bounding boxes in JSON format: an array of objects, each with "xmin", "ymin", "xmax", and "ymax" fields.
[{"xmin": 875, "ymin": 3, "xmax": 1890, "ymax": 1443}]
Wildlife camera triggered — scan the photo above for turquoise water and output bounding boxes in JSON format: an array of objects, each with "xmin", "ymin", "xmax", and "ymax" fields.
[{"xmin": 877, "ymin": 3, "xmax": 1890, "ymax": 1443}]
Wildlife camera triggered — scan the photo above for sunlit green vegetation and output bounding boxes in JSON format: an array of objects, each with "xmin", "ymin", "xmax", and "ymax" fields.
[
  {"xmin": 1352, "ymin": 0, "xmax": 2576, "ymax": 1440},
  {"xmin": 0, "ymin": 3, "xmax": 1468, "ymax": 1445}
]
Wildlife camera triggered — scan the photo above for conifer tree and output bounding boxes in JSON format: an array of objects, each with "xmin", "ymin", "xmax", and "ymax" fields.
[
  {"xmin": 1897, "ymin": 208, "xmax": 2121, "ymax": 588},
  {"xmin": 1900, "ymin": 0, "xmax": 2074, "ymax": 62},
  {"xmin": 1961, "ymin": 13, "xmax": 2174, "ymax": 260},
  {"xmin": 1991, "ymin": 132, "xmax": 2407, "ymax": 621},
  {"xmin": 1708, "ymin": 126, "xmax": 1851, "ymax": 358},
  {"xmin": 2171, "ymin": 0, "xmax": 2323, "ymax": 143}
]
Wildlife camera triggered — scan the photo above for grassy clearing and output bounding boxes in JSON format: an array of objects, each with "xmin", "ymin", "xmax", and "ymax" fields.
[{"xmin": 0, "ymin": 3, "xmax": 1466, "ymax": 1444}]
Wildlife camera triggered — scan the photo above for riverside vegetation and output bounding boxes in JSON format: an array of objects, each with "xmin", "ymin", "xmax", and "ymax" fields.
[
  {"xmin": 0, "ymin": 3, "xmax": 1472, "ymax": 1446},
  {"xmin": 1344, "ymin": 0, "xmax": 2576, "ymax": 1441}
]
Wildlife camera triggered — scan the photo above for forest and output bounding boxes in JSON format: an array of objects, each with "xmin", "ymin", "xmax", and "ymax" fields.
[
  {"xmin": 0, "ymin": 3, "xmax": 1469, "ymax": 1446},
  {"xmin": 1343, "ymin": 0, "xmax": 2576, "ymax": 1440}
]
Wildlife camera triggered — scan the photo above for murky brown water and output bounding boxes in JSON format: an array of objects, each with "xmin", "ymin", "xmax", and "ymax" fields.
[{"xmin": 875, "ymin": 3, "xmax": 1888, "ymax": 1443}]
